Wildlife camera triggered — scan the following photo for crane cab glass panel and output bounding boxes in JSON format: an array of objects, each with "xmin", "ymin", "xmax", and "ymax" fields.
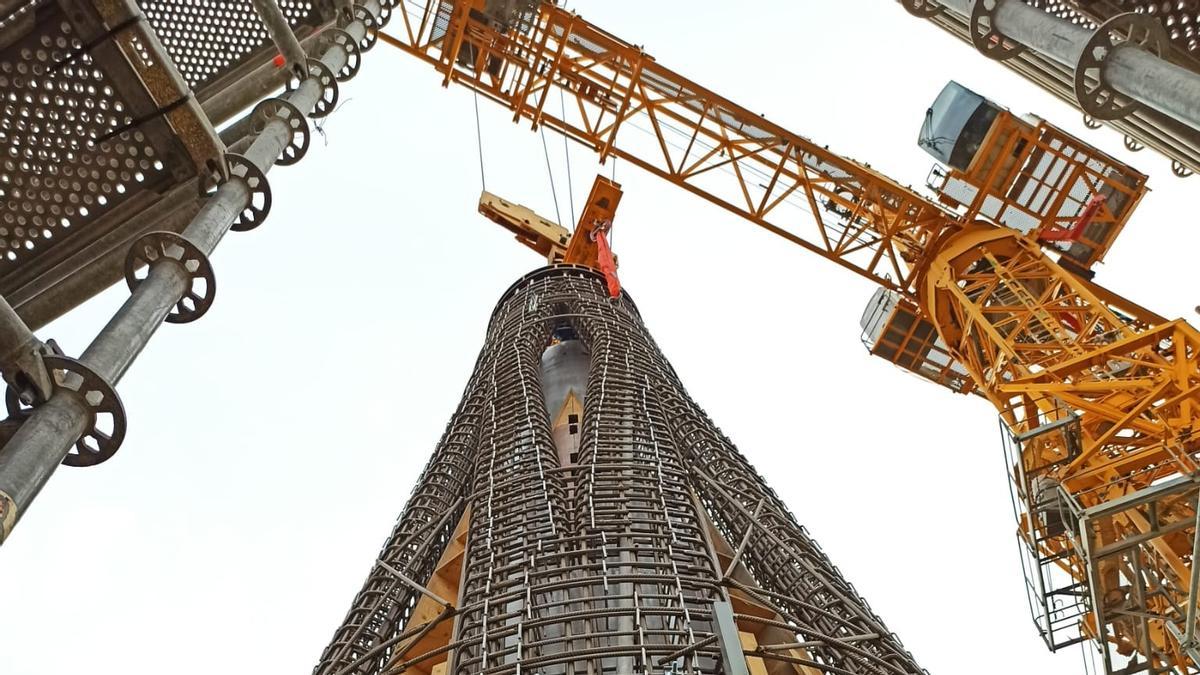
[
  {"xmin": 919, "ymin": 81, "xmax": 1001, "ymax": 171},
  {"xmin": 859, "ymin": 289, "xmax": 973, "ymax": 394}
]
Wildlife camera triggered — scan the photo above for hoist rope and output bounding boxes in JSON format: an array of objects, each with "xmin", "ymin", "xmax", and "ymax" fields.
[
  {"xmin": 560, "ymin": 89, "xmax": 576, "ymax": 226},
  {"xmin": 541, "ymin": 126, "xmax": 564, "ymax": 229},
  {"xmin": 473, "ymin": 88, "xmax": 487, "ymax": 192}
]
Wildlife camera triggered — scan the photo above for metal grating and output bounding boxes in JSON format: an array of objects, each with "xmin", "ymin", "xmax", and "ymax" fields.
[
  {"xmin": 139, "ymin": 0, "xmax": 323, "ymax": 93},
  {"xmin": 0, "ymin": 8, "xmax": 167, "ymax": 276},
  {"xmin": 315, "ymin": 266, "xmax": 926, "ymax": 675},
  {"xmin": 1022, "ymin": 0, "xmax": 1097, "ymax": 28}
]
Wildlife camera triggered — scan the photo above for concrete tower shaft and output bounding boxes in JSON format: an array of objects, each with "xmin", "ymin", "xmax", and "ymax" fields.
[{"xmin": 315, "ymin": 266, "xmax": 924, "ymax": 675}]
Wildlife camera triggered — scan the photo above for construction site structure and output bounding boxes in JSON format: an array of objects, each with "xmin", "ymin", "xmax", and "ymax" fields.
[
  {"xmin": 897, "ymin": 0, "xmax": 1200, "ymax": 178},
  {"xmin": 315, "ymin": 264, "xmax": 928, "ymax": 675},
  {"xmin": 362, "ymin": 1, "xmax": 1200, "ymax": 672},
  {"xmin": 2, "ymin": 1, "xmax": 1200, "ymax": 674}
]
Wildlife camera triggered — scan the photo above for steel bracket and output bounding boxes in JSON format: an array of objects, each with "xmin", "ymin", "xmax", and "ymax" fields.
[
  {"xmin": 319, "ymin": 28, "xmax": 363, "ymax": 82},
  {"xmin": 1074, "ymin": 12, "xmax": 1169, "ymax": 120},
  {"xmin": 1, "ymin": 338, "xmax": 64, "ymax": 408},
  {"xmin": 252, "ymin": 98, "xmax": 311, "ymax": 166},
  {"xmin": 5, "ymin": 356, "xmax": 127, "ymax": 467},
  {"xmin": 286, "ymin": 57, "xmax": 340, "ymax": 119},
  {"xmin": 969, "ymin": 0, "xmax": 1025, "ymax": 61},
  {"xmin": 124, "ymin": 232, "xmax": 216, "ymax": 324},
  {"xmin": 363, "ymin": 0, "xmax": 392, "ymax": 30},
  {"xmin": 225, "ymin": 154, "xmax": 273, "ymax": 232}
]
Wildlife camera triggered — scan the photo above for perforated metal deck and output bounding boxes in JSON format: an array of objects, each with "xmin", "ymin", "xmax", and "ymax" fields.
[{"xmin": 0, "ymin": 0, "xmax": 333, "ymax": 329}]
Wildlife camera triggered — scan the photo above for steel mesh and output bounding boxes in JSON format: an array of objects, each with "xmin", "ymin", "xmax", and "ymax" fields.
[
  {"xmin": 138, "ymin": 0, "xmax": 321, "ymax": 92},
  {"xmin": 315, "ymin": 267, "xmax": 925, "ymax": 675}
]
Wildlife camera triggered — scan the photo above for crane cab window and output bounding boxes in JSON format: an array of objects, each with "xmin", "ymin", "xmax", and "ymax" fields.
[{"xmin": 919, "ymin": 81, "xmax": 1002, "ymax": 171}]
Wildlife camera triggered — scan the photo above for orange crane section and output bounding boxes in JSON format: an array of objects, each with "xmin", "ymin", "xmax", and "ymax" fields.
[{"xmin": 381, "ymin": 2, "xmax": 1200, "ymax": 672}]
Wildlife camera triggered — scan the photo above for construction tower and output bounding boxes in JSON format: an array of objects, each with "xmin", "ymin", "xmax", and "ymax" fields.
[{"xmin": 315, "ymin": 266, "xmax": 925, "ymax": 675}]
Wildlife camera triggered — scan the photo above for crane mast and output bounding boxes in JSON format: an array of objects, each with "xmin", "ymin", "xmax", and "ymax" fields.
[{"xmin": 383, "ymin": 1, "xmax": 1200, "ymax": 672}]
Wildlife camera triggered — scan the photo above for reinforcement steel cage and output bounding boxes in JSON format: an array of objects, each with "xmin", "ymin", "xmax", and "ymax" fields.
[{"xmin": 315, "ymin": 266, "xmax": 928, "ymax": 675}]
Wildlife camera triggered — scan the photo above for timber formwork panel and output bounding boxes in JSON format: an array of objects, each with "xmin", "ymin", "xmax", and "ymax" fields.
[{"xmin": 316, "ymin": 266, "xmax": 926, "ymax": 675}]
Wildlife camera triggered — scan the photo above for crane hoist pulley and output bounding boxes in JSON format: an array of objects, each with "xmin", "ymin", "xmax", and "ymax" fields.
[{"xmin": 381, "ymin": 1, "xmax": 1200, "ymax": 672}]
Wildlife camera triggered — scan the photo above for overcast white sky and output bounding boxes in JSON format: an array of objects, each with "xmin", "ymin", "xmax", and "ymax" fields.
[{"xmin": 3, "ymin": 2, "xmax": 1199, "ymax": 673}]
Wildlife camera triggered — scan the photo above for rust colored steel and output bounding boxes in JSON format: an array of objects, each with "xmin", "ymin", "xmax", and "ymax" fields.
[{"xmin": 315, "ymin": 266, "xmax": 925, "ymax": 675}]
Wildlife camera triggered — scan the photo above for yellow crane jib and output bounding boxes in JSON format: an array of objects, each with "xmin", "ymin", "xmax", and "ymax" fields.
[
  {"xmin": 478, "ymin": 175, "xmax": 623, "ymax": 271},
  {"xmin": 383, "ymin": 1, "xmax": 1200, "ymax": 671}
]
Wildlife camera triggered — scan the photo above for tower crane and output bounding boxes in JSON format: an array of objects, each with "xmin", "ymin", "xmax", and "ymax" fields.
[{"xmin": 374, "ymin": 1, "xmax": 1200, "ymax": 673}]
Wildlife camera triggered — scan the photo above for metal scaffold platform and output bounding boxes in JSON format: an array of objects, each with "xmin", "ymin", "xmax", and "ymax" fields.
[{"xmin": 0, "ymin": 0, "xmax": 387, "ymax": 541}]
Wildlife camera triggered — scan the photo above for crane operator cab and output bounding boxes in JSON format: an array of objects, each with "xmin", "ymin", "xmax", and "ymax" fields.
[{"xmin": 918, "ymin": 81, "xmax": 1147, "ymax": 275}]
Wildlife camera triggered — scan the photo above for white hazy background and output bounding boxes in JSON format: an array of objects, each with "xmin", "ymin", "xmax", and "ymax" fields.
[{"xmin": 2, "ymin": 1, "xmax": 1198, "ymax": 673}]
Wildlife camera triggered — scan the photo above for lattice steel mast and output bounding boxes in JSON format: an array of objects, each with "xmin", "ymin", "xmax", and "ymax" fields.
[{"xmin": 316, "ymin": 265, "xmax": 927, "ymax": 675}]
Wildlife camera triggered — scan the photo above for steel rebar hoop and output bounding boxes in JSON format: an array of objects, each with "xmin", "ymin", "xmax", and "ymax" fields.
[
  {"xmin": 251, "ymin": 98, "xmax": 310, "ymax": 166},
  {"xmin": 969, "ymin": 0, "xmax": 1025, "ymax": 61},
  {"xmin": 898, "ymin": 0, "xmax": 942, "ymax": 18},
  {"xmin": 6, "ymin": 356, "xmax": 126, "ymax": 467},
  {"xmin": 123, "ymin": 232, "xmax": 216, "ymax": 324},
  {"xmin": 320, "ymin": 28, "xmax": 362, "ymax": 81},
  {"xmin": 1074, "ymin": 13, "xmax": 1169, "ymax": 120},
  {"xmin": 225, "ymin": 154, "xmax": 272, "ymax": 231},
  {"xmin": 286, "ymin": 58, "xmax": 340, "ymax": 119}
]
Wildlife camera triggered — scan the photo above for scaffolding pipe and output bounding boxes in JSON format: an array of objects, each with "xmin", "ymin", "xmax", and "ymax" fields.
[
  {"xmin": 250, "ymin": 0, "xmax": 309, "ymax": 76},
  {"xmin": 0, "ymin": 295, "xmax": 52, "ymax": 403},
  {"xmin": 935, "ymin": 0, "xmax": 1200, "ymax": 133},
  {"xmin": 0, "ymin": 11, "xmax": 372, "ymax": 544}
]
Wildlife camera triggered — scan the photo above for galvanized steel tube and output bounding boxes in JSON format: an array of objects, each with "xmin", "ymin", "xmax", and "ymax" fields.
[{"xmin": 936, "ymin": 0, "xmax": 1200, "ymax": 132}]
